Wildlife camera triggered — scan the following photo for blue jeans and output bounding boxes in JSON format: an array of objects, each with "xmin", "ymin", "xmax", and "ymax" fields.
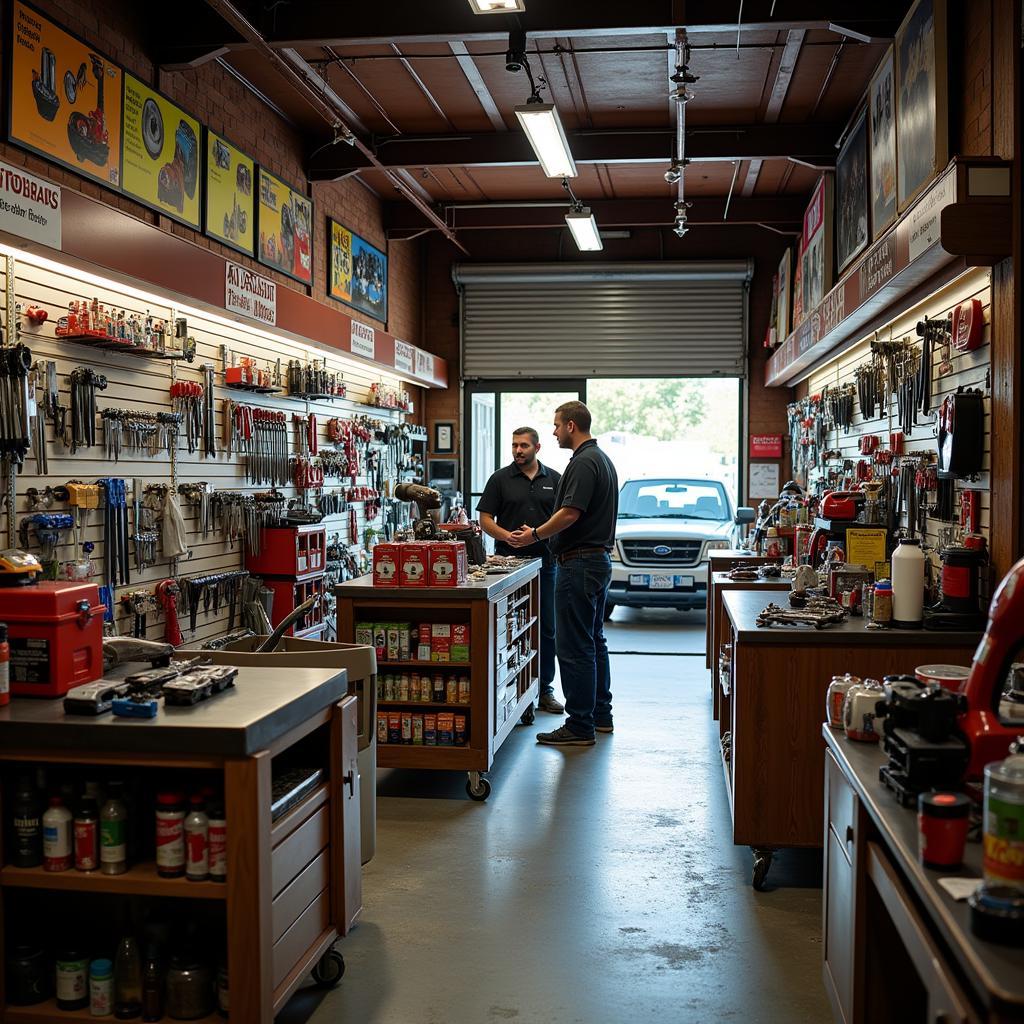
[
  {"xmin": 555, "ymin": 552, "xmax": 612, "ymax": 738},
  {"xmin": 540, "ymin": 563, "xmax": 557, "ymax": 696}
]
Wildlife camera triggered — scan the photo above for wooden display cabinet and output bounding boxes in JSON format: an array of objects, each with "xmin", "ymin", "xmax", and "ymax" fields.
[
  {"xmin": 335, "ymin": 561, "xmax": 540, "ymax": 801},
  {"xmin": 0, "ymin": 669, "xmax": 360, "ymax": 1024}
]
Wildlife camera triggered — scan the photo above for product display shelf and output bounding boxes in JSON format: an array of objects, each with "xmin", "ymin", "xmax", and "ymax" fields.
[
  {"xmin": 507, "ymin": 615, "xmax": 537, "ymax": 644},
  {"xmin": 0, "ymin": 667, "xmax": 362, "ymax": 1024},
  {"xmin": 0, "ymin": 862, "xmax": 225, "ymax": 900},
  {"xmin": 55, "ymin": 334, "xmax": 188, "ymax": 361},
  {"xmin": 336, "ymin": 560, "xmax": 541, "ymax": 801},
  {"xmin": 4, "ymin": 1003, "xmax": 221, "ymax": 1023},
  {"xmin": 378, "ymin": 700, "xmax": 472, "ymax": 710}
]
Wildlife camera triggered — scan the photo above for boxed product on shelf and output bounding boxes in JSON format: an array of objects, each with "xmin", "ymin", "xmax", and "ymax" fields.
[
  {"xmin": 427, "ymin": 541, "xmax": 468, "ymax": 587},
  {"xmin": 431, "ymin": 638, "xmax": 451, "ymax": 662},
  {"xmin": 355, "ymin": 622, "xmax": 374, "ymax": 648},
  {"xmin": 399, "ymin": 542, "xmax": 429, "ymax": 586},
  {"xmin": 437, "ymin": 712, "xmax": 454, "ymax": 745},
  {"xmin": 372, "ymin": 543, "xmax": 401, "ymax": 586},
  {"xmin": 424, "ymin": 713, "xmax": 437, "ymax": 745}
]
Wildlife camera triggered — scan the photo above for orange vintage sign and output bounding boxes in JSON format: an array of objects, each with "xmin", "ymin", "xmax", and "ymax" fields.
[{"xmin": 8, "ymin": 1, "xmax": 122, "ymax": 191}]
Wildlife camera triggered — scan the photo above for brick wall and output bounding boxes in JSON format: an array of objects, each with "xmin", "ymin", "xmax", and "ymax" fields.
[{"xmin": 0, "ymin": 0, "xmax": 423, "ymax": 343}]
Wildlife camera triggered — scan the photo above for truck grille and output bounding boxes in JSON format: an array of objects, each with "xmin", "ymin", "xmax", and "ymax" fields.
[{"xmin": 620, "ymin": 540, "xmax": 703, "ymax": 567}]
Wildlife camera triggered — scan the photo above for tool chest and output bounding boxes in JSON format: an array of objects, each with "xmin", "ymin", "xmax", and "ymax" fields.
[
  {"xmin": 246, "ymin": 525, "xmax": 327, "ymax": 577},
  {"xmin": 263, "ymin": 574, "xmax": 327, "ymax": 637}
]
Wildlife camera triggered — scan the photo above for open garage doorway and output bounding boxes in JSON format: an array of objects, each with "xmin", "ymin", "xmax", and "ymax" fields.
[{"xmin": 465, "ymin": 377, "xmax": 743, "ymax": 656}]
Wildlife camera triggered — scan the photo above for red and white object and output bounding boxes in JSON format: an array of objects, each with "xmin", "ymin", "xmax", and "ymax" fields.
[
  {"xmin": 952, "ymin": 298, "xmax": 984, "ymax": 352},
  {"xmin": 184, "ymin": 796, "xmax": 209, "ymax": 882},
  {"xmin": 208, "ymin": 802, "xmax": 227, "ymax": 883},
  {"xmin": 373, "ymin": 543, "xmax": 401, "ymax": 587},
  {"xmin": 399, "ymin": 543, "xmax": 429, "ymax": 587},
  {"xmin": 428, "ymin": 542, "xmax": 468, "ymax": 587},
  {"xmin": 43, "ymin": 797, "xmax": 72, "ymax": 871},
  {"xmin": 155, "ymin": 792, "xmax": 186, "ymax": 878},
  {"xmin": 916, "ymin": 664, "xmax": 971, "ymax": 692},
  {"xmin": 843, "ymin": 680, "xmax": 885, "ymax": 742}
]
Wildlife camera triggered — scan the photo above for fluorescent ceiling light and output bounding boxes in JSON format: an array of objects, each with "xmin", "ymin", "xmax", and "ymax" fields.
[
  {"xmin": 468, "ymin": 0, "xmax": 525, "ymax": 12},
  {"xmin": 565, "ymin": 208, "xmax": 603, "ymax": 251},
  {"xmin": 514, "ymin": 102, "xmax": 577, "ymax": 178}
]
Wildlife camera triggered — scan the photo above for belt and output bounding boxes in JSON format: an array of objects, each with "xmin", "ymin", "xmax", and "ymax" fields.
[{"xmin": 556, "ymin": 547, "xmax": 609, "ymax": 564}]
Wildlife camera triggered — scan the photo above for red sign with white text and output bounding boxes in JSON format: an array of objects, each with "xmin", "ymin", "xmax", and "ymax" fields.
[{"xmin": 750, "ymin": 435, "xmax": 783, "ymax": 459}]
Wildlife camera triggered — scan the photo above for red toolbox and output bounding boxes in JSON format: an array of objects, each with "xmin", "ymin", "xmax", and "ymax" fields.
[
  {"xmin": 245, "ymin": 525, "xmax": 326, "ymax": 577},
  {"xmin": 263, "ymin": 574, "xmax": 327, "ymax": 636},
  {"xmin": 1, "ymin": 582, "xmax": 105, "ymax": 697}
]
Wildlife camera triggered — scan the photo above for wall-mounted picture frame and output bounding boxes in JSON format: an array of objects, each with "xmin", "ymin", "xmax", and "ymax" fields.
[
  {"xmin": 836, "ymin": 107, "xmax": 869, "ymax": 273},
  {"xmin": 896, "ymin": 0, "xmax": 948, "ymax": 211},
  {"xmin": 328, "ymin": 218, "xmax": 388, "ymax": 323},
  {"xmin": 257, "ymin": 166, "xmax": 313, "ymax": 286},
  {"xmin": 204, "ymin": 128, "xmax": 255, "ymax": 257},
  {"xmin": 869, "ymin": 46, "xmax": 898, "ymax": 237},
  {"xmin": 775, "ymin": 248, "xmax": 792, "ymax": 342},
  {"xmin": 800, "ymin": 174, "xmax": 834, "ymax": 316},
  {"xmin": 433, "ymin": 421, "xmax": 455, "ymax": 454}
]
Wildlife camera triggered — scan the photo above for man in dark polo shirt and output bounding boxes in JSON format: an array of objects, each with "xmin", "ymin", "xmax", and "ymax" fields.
[
  {"xmin": 508, "ymin": 401, "xmax": 618, "ymax": 747},
  {"xmin": 477, "ymin": 427, "xmax": 564, "ymax": 713}
]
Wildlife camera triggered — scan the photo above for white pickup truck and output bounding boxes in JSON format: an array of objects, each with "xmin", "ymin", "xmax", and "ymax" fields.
[{"xmin": 607, "ymin": 478, "xmax": 754, "ymax": 618}]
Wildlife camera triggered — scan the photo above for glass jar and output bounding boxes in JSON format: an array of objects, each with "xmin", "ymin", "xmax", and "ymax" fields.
[
  {"xmin": 165, "ymin": 956, "xmax": 214, "ymax": 1020},
  {"xmin": 825, "ymin": 674, "xmax": 861, "ymax": 729},
  {"xmin": 983, "ymin": 754, "xmax": 1024, "ymax": 889}
]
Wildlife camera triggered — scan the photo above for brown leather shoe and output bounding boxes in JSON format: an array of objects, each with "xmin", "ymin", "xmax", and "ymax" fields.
[{"xmin": 538, "ymin": 693, "xmax": 565, "ymax": 714}]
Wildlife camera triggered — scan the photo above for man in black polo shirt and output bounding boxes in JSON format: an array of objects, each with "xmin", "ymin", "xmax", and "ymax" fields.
[
  {"xmin": 477, "ymin": 427, "xmax": 564, "ymax": 713},
  {"xmin": 508, "ymin": 401, "xmax": 618, "ymax": 747}
]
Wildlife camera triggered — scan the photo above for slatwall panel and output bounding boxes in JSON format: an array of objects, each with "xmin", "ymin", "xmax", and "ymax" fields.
[
  {"xmin": 806, "ymin": 268, "xmax": 992, "ymax": 561},
  {"xmin": 0, "ymin": 253, "xmax": 419, "ymax": 646}
]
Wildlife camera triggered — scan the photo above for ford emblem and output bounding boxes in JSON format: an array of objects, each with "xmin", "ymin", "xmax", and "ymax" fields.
[{"xmin": 653, "ymin": 545, "xmax": 672, "ymax": 556}]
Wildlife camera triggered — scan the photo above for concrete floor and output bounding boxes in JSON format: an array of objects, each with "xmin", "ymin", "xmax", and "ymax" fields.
[
  {"xmin": 283, "ymin": 655, "xmax": 830, "ymax": 1024},
  {"xmin": 604, "ymin": 605, "xmax": 707, "ymax": 654}
]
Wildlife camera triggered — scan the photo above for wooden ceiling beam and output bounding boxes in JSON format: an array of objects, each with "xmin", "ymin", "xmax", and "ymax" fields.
[{"xmin": 309, "ymin": 124, "xmax": 839, "ymax": 179}]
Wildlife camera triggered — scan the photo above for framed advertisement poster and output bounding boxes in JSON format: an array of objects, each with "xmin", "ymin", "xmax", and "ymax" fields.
[
  {"xmin": 204, "ymin": 129, "xmax": 255, "ymax": 256},
  {"xmin": 775, "ymin": 248, "xmax": 792, "ymax": 341},
  {"xmin": 7, "ymin": 0, "xmax": 123, "ymax": 191},
  {"xmin": 869, "ymin": 47, "xmax": 897, "ymax": 237},
  {"xmin": 791, "ymin": 249, "xmax": 804, "ymax": 328},
  {"xmin": 328, "ymin": 218, "xmax": 388, "ymax": 323},
  {"xmin": 121, "ymin": 74, "xmax": 201, "ymax": 229},
  {"xmin": 896, "ymin": 0, "xmax": 948, "ymax": 211},
  {"xmin": 800, "ymin": 174, "xmax": 834, "ymax": 316},
  {"xmin": 836, "ymin": 108, "xmax": 869, "ymax": 273},
  {"xmin": 257, "ymin": 167, "xmax": 313, "ymax": 285}
]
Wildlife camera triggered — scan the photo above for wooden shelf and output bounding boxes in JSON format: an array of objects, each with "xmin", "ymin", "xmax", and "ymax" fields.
[
  {"xmin": 56, "ymin": 333, "xmax": 188, "ymax": 361},
  {"xmin": 505, "ymin": 615, "xmax": 537, "ymax": 645},
  {"xmin": 0, "ymin": 862, "xmax": 226, "ymax": 900},
  {"xmin": 378, "ymin": 700, "xmax": 471, "ymax": 710},
  {"xmin": 4, "ymin": 1001, "xmax": 221, "ymax": 1023},
  {"xmin": 508, "ymin": 592, "xmax": 530, "ymax": 612},
  {"xmin": 377, "ymin": 659, "xmax": 471, "ymax": 669},
  {"xmin": 497, "ymin": 649, "xmax": 537, "ymax": 690},
  {"xmin": 377, "ymin": 743, "xmax": 479, "ymax": 771}
]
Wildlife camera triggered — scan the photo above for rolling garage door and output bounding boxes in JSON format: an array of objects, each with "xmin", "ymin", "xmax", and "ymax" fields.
[{"xmin": 455, "ymin": 261, "xmax": 751, "ymax": 379}]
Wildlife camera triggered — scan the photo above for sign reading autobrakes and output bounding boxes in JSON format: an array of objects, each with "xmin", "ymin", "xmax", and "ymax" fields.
[
  {"xmin": 225, "ymin": 261, "xmax": 277, "ymax": 326},
  {"xmin": 0, "ymin": 160, "xmax": 61, "ymax": 249}
]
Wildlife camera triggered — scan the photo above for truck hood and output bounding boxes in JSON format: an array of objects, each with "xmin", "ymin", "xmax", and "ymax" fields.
[{"xmin": 615, "ymin": 518, "xmax": 735, "ymax": 541}]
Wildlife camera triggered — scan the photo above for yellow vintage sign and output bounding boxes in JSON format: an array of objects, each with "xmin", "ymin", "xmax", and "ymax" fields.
[
  {"xmin": 8, "ymin": 1, "xmax": 122, "ymax": 190},
  {"xmin": 257, "ymin": 167, "xmax": 313, "ymax": 285},
  {"xmin": 122, "ymin": 73, "xmax": 201, "ymax": 228},
  {"xmin": 205, "ymin": 130, "xmax": 254, "ymax": 256}
]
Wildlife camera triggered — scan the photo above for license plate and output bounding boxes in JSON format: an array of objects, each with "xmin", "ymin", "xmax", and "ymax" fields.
[
  {"xmin": 650, "ymin": 574, "xmax": 673, "ymax": 590},
  {"xmin": 674, "ymin": 575, "xmax": 694, "ymax": 588},
  {"xmin": 629, "ymin": 574, "xmax": 649, "ymax": 586}
]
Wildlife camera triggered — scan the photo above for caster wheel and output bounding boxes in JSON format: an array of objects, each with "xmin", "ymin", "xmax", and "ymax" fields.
[
  {"xmin": 751, "ymin": 848, "xmax": 774, "ymax": 891},
  {"xmin": 520, "ymin": 705, "xmax": 536, "ymax": 726},
  {"xmin": 466, "ymin": 775, "xmax": 491, "ymax": 801},
  {"xmin": 312, "ymin": 949, "xmax": 345, "ymax": 988}
]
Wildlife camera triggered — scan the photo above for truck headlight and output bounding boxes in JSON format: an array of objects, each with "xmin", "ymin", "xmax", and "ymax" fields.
[
  {"xmin": 705, "ymin": 541, "xmax": 729, "ymax": 554},
  {"xmin": 610, "ymin": 544, "xmax": 621, "ymax": 561}
]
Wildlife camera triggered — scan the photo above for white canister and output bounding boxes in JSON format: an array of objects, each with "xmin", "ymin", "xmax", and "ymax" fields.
[{"xmin": 891, "ymin": 537, "xmax": 925, "ymax": 628}]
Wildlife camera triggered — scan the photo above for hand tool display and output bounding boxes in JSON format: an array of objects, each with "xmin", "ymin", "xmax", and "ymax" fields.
[
  {"xmin": 171, "ymin": 380, "xmax": 205, "ymax": 454},
  {"xmin": 19, "ymin": 512, "xmax": 74, "ymax": 577},
  {"xmin": 293, "ymin": 455, "xmax": 324, "ymax": 492},
  {"xmin": 223, "ymin": 354, "xmax": 280, "ymax": 393},
  {"xmin": 56, "ymin": 299, "xmax": 174, "ymax": 357},
  {"xmin": 178, "ymin": 570, "xmax": 249, "ymax": 635},
  {"xmin": 99, "ymin": 478, "xmax": 130, "ymax": 588},
  {"xmin": 28, "ymin": 362, "xmax": 47, "ymax": 473},
  {"xmin": 287, "ymin": 359, "xmax": 345, "ymax": 400},
  {"xmin": 0, "ymin": 342, "xmax": 33, "ymax": 465},
  {"xmin": 121, "ymin": 590, "xmax": 157, "ymax": 638},
  {"xmin": 293, "ymin": 412, "xmax": 319, "ymax": 456},
  {"xmin": 202, "ymin": 364, "xmax": 217, "ymax": 457},
  {"xmin": 369, "ymin": 381, "xmax": 410, "ymax": 410},
  {"xmin": 101, "ymin": 408, "xmax": 181, "ymax": 460},
  {"xmin": 67, "ymin": 367, "xmax": 107, "ymax": 452},
  {"xmin": 755, "ymin": 597, "xmax": 847, "ymax": 629}
]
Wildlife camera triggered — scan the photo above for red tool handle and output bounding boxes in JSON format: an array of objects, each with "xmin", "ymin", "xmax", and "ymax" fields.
[{"xmin": 157, "ymin": 580, "xmax": 183, "ymax": 647}]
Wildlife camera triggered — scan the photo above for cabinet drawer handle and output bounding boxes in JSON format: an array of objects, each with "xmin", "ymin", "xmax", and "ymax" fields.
[{"xmin": 845, "ymin": 825, "xmax": 854, "ymax": 845}]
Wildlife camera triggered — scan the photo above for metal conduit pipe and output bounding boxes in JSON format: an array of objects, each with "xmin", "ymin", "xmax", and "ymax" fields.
[{"xmin": 203, "ymin": 0, "xmax": 467, "ymax": 253}]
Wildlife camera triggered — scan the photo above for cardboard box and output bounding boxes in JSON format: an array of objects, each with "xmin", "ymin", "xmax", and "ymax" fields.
[
  {"xmin": 373, "ymin": 625, "xmax": 387, "ymax": 661},
  {"xmin": 431, "ymin": 623, "xmax": 452, "ymax": 639},
  {"xmin": 437, "ymin": 712, "xmax": 455, "ymax": 745},
  {"xmin": 387, "ymin": 712, "xmax": 402, "ymax": 744},
  {"xmin": 452, "ymin": 624, "xmax": 470, "ymax": 645},
  {"xmin": 355, "ymin": 622, "xmax": 374, "ymax": 648},
  {"xmin": 372, "ymin": 543, "xmax": 401, "ymax": 586},
  {"xmin": 386, "ymin": 625, "xmax": 401, "ymax": 661},
  {"xmin": 399, "ymin": 543, "xmax": 429, "ymax": 587},
  {"xmin": 450, "ymin": 644, "xmax": 470, "ymax": 664},
  {"xmin": 424, "ymin": 713, "xmax": 437, "ymax": 746},
  {"xmin": 427, "ymin": 542, "xmax": 468, "ymax": 587},
  {"xmin": 417, "ymin": 643, "xmax": 432, "ymax": 661},
  {"xmin": 418, "ymin": 623, "xmax": 432, "ymax": 642},
  {"xmin": 376, "ymin": 712, "xmax": 388, "ymax": 744},
  {"xmin": 431, "ymin": 638, "xmax": 451, "ymax": 662}
]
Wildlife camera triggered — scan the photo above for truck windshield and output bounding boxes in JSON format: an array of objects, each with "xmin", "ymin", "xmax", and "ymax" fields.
[{"xmin": 618, "ymin": 479, "xmax": 729, "ymax": 521}]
